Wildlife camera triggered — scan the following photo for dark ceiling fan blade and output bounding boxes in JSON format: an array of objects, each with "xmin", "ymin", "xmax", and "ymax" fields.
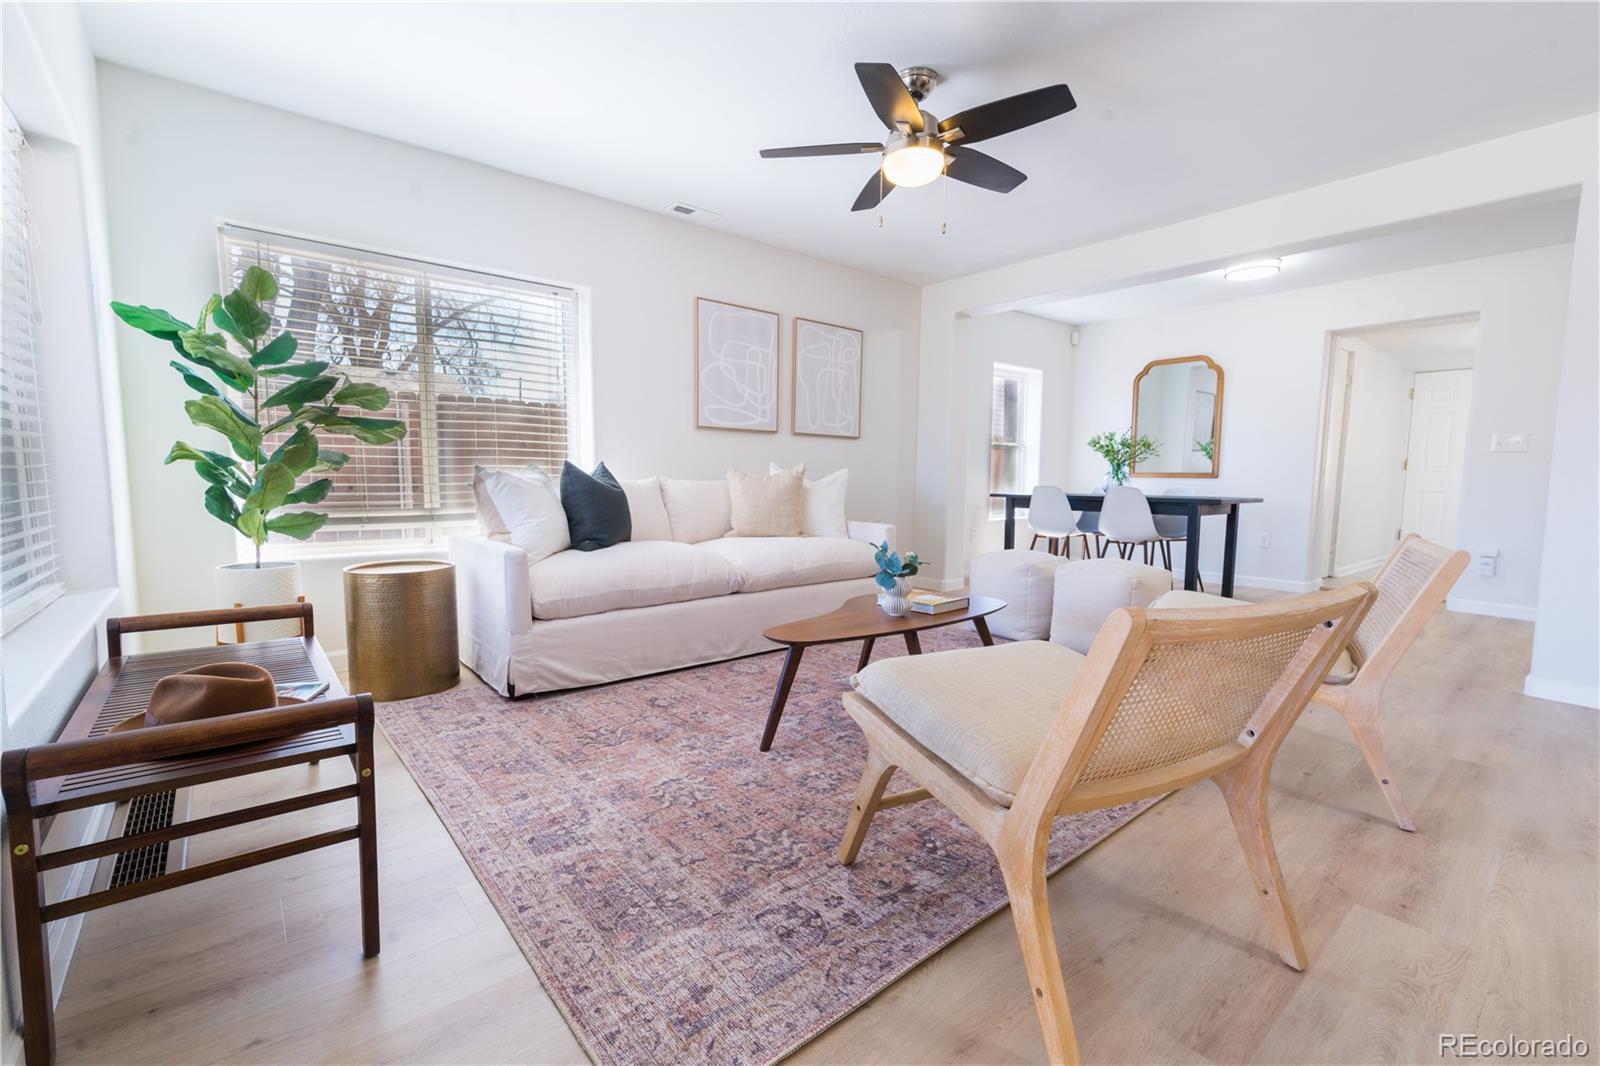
[
  {"xmin": 851, "ymin": 170, "xmax": 895, "ymax": 212},
  {"xmin": 855, "ymin": 62, "xmax": 924, "ymax": 133},
  {"xmin": 938, "ymin": 84, "xmax": 1076, "ymax": 144},
  {"xmin": 759, "ymin": 143, "xmax": 883, "ymax": 159},
  {"xmin": 944, "ymin": 144, "xmax": 1027, "ymax": 193}
]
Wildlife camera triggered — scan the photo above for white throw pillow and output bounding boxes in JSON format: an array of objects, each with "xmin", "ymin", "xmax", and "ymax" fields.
[
  {"xmin": 474, "ymin": 464, "xmax": 571, "ymax": 563},
  {"xmin": 660, "ymin": 478, "xmax": 733, "ymax": 543},
  {"xmin": 771, "ymin": 463, "xmax": 848, "ymax": 537},
  {"xmin": 727, "ymin": 465, "xmax": 806, "ymax": 537},
  {"xmin": 620, "ymin": 477, "xmax": 673, "ymax": 541}
]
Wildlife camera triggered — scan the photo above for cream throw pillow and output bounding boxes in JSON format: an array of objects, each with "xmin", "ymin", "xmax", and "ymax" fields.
[
  {"xmin": 770, "ymin": 463, "xmax": 848, "ymax": 537},
  {"xmin": 727, "ymin": 465, "xmax": 806, "ymax": 537},
  {"xmin": 473, "ymin": 464, "xmax": 571, "ymax": 563}
]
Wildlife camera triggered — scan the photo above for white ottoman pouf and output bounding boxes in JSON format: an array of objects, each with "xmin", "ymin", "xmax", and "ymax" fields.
[
  {"xmin": 1049, "ymin": 559, "xmax": 1174, "ymax": 653},
  {"xmin": 969, "ymin": 549, "xmax": 1066, "ymax": 640}
]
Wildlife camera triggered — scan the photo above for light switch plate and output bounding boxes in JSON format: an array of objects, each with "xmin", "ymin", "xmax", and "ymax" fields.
[{"xmin": 1490, "ymin": 432, "xmax": 1529, "ymax": 453}]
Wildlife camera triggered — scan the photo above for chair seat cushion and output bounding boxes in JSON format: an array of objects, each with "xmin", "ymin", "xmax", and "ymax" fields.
[
  {"xmin": 697, "ymin": 536, "xmax": 875, "ymax": 593},
  {"xmin": 852, "ymin": 640, "xmax": 1087, "ymax": 807},
  {"xmin": 530, "ymin": 541, "xmax": 741, "ymax": 620},
  {"xmin": 1151, "ymin": 589, "xmax": 1358, "ymax": 682}
]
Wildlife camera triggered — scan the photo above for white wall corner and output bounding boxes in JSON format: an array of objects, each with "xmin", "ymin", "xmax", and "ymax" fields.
[{"xmin": 1523, "ymin": 674, "xmax": 1600, "ymax": 710}]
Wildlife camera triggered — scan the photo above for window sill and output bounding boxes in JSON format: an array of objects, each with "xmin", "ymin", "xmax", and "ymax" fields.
[
  {"xmin": 254, "ymin": 543, "xmax": 450, "ymax": 568},
  {"xmin": 3, "ymin": 587, "xmax": 121, "ymax": 729}
]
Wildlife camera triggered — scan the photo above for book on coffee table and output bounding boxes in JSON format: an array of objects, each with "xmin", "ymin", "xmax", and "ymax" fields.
[{"xmin": 907, "ymin": 591, "xmax": 970, "ymax": 615}]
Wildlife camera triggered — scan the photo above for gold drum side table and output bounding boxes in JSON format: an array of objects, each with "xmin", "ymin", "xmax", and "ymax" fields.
[{"xmin": 343, "ymin": 560, "xmax": 459, "ymax": 701}]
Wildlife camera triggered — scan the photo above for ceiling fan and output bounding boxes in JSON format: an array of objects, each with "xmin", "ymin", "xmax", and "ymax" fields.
[{"xmin": 759, "ymin": 64, "xmax": 1076, "ymax": 212}]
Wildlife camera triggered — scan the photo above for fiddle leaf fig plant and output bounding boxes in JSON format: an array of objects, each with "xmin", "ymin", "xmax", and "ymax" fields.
[{"xmin": 112, "ymin": 266, "xmax": 407, "ymax": 567}]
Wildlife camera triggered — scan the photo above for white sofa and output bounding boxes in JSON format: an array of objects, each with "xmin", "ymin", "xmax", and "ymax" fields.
[{"xmin": 452, "ymin": 475, "xmax": 892, "ymax": 695}]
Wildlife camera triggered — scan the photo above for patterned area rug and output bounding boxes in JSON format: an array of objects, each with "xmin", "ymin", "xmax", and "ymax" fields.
[{"xmin": 380, "ymin": 625, "xmax": 1159, "ymax": 1065}]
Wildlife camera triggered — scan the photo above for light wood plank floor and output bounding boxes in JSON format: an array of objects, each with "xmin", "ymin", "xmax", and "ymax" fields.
[{"xmin": 52, "ymin": 601, "xmax": 1598, "ymax": 1064}]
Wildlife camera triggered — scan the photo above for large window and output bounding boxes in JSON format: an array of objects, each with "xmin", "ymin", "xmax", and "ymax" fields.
[
  {"xmin": 989, "ymin": 362, "xmax": 1043, "ymax": 517},
  {"xmin": 1, "ymin": 108, "xmax": 61, "ymax": 631},
  {"xmin": 219, "ymin": 225, "xmax": 580, "ymax": 548}
]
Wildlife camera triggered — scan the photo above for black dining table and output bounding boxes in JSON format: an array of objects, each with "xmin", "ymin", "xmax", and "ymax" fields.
[{"xmin": 990, "ymin": 492, "xmax": 1263, "ymax": 597}]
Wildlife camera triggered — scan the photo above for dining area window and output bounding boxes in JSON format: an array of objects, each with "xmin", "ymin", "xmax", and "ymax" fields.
[{"xmin": 989, "ymin": 363, "xmax": 1042, "ymax": 517}]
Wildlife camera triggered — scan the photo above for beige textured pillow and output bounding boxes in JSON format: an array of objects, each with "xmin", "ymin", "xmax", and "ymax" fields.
[{"xmin": 727, "ymin": 465, "xmax": 806, "ymax": 537}]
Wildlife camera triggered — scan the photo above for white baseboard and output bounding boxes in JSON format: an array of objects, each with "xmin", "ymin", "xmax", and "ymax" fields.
[
  {"xmin": 1332, "ymin": 556, "xmax": 1387, "ymax": 578},
  {"xmin": 44, "ymin": 801, "xmax": 114, "ymax": 1006},
  {"xmin": 917, "ymin": 576, "xmax": 968, "ymax": 593},
  {"xmin": 1523, "ymin": 674, "xmax": 1600, "ymax": 709},
  {"xmin": 1446, "ymin": 597, "xmax": 1537, "ymax": 621},
  {"xmin": 1198, "ymin": 571, "xmax": 1321, "ymax": 594}
]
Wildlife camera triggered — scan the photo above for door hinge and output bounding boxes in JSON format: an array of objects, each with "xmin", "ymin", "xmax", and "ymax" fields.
[
  {"xmin": 1402, "ymin": 458, "xmax": 1408, "ymax": 470},
  {"xmin": 1396, "ymin": 528, "xmax": 1402, "ymax": 539},
  {"xmin": 1408, "ymin": 387, "xmax": 1415, "ymax": 399}
]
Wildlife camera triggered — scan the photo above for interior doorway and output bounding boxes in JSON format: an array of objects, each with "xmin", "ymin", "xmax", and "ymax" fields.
[{"xmin": 1314, "ymin": 315, "xmax": 1478, "ymax": 580}]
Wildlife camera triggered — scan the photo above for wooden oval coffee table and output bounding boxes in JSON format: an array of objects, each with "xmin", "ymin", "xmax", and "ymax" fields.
[{"xmin": 757, "ymin": 593, "xmax": 1006, "ymax": 751}]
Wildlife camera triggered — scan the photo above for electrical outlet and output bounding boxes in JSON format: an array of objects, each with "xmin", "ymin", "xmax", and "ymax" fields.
[{"xmin": 1256, "ymin": 532, "xmax": 1271, "ymax": 549}]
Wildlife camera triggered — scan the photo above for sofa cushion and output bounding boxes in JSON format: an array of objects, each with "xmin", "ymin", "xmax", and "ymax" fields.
[
  {"xmin": 770, "ymin": 463, "xmax": 849, "ymax": 538},
  {"xmin": 474, "ymin": 464, "xmax": 570, "ymax": 564},
  {"xmin": 661, "ymin": 478, "xmax": 733, "ymax": 543},
  {"xmin": 728, "ymin": 465, "xmax": 806, "ymax": 536},
  {"xmin": 620, "ymin": 477, "xmax": 672, "ymax": 541},
  {"xmin": 561, "ymin": 461, "xmax": 631, "ymax": 551},
  {"xmin": 698, "ymin": 536, "xmax": 875, "ymax": 593},
  {"xmin": 852, "ymin": 641, "xmax": 1087, "ymax": 806},
  {"xmin": 529, "ymin": 541, "xmax": 741, "ymax": 620}
]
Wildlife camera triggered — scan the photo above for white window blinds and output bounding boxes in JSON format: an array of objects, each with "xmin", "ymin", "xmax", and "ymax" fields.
[
  {"xmin": 218, "ymin": 225, "xmax": 579, "ymax": 546},
  {"xmin": 1, "ymin": 108, "xmax": 62, "ymax": 631}
]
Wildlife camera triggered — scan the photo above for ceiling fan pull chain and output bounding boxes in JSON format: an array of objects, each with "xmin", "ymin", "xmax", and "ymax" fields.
[
  {"xmin": 939, "ymin": 150, "xmax": 948, "ymax": 235},
  {"xmin": 878, "ymin": 167, "xmax": 885, "ymax": 228}
]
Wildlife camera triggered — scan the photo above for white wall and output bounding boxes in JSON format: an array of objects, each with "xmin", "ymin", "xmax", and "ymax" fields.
[
  {"xmin": 954, "ymin": 312, "xmax": 1076, "ymax": 565},
  {"xmin": 1527, "ymin": 173, "xmax": 1599, "ymax": 708},
  {"xmin": 1067, "ymin": 244, "xmax": 1574, "ymax": 607},
  {"xmin": 1333, "ymin": 339, "xmax": 1412, "ymax": 576},
  {"xmin": 96, "ymin": 65, "xmax": 921, "ymax": 656}
]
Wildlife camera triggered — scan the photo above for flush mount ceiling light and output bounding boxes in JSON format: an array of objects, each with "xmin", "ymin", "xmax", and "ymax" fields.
[
  {"xmin": 758, "ymin": 64, "xmax": 1077, "ymax": 213},
  {"xmin": 1223, "ymin": 258, "xmax": 1283, "ymax": 282}
]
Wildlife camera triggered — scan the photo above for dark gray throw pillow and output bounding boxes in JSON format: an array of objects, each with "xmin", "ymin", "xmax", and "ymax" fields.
[{"xmin": 560, "ymin": 461, "xmax": 632, "ymax": 551}]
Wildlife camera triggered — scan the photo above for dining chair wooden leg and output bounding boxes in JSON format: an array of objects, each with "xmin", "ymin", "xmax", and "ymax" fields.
[
  {"xmin": 1212, "ymin": 759, "xmax": 1308, "ymax": 971},
  {"xmin": 1334, "ymin": 696, "xmax": 1416, "ymax": 832},
  {"xmin": 999, "ymin": 835, "xmax": 1082, "ymax": 1065},
  {"xmin": 1030, "ymin": 534, "xmax": 1041, "ymax": 552},
  {"xmin": 838, "ymin": 748, "xmax": 898, "ymax": 865}
]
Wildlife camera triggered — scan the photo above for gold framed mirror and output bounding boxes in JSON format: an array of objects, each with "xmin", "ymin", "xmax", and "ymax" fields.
[{"xmin": 1130, "ymin": 355, "xmax": 1223, "ymax": 478}]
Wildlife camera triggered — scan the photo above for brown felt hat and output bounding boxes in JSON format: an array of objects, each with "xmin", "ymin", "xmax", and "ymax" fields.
[{"xmin": 111, "ymin": 662, "xmax": 294, "ymax": 732}]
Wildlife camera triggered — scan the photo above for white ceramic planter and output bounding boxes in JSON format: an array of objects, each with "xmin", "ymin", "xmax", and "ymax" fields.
[
  {"xmin": 216, "ymin": 560, "xmax": 303, "ymax": 642},
  {"xmin": 877, "ymin": 577, "xmax": 911, "ymax": 617}
]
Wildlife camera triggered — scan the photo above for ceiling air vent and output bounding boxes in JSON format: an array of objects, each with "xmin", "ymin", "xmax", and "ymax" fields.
[{"xmin": 668, "ymin": 202, "xmax": 721, "ymax": 223}]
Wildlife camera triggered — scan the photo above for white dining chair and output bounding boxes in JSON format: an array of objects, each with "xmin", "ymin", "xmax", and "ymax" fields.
[
  {"xmin": 1098, "ymin": 485, "xmax": 1162, "ymax": 563},
  {"xmin": 1153, "ymin": 510, "xmax": 1206, "ymax": 591},
  {"xmin": 1026, "ymin": 485, "xmax": 1091, "ymax": 558}
]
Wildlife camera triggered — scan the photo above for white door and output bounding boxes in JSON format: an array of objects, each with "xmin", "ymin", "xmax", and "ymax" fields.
[{"xmin": 1401, "ymin": 368, "xmax": 1473, "ymax": 544}]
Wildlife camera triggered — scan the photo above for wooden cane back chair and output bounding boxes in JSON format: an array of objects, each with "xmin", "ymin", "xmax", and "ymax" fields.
[
  {"xmin": 837, "ymin": 584, "xmax": 1375, "ymax": 1065},
  {"xmin": 1314, "ymin": 534, "xmax": 1468, "ymax": 831}
]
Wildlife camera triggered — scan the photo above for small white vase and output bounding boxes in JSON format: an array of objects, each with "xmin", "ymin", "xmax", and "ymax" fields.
[
  {"xmin": 878, "ymin": 577, "xmax": 911, "ymax": 617},
  {"xmin": 215, "ymin": 560, "xmax": 303, "ymax": 643}
]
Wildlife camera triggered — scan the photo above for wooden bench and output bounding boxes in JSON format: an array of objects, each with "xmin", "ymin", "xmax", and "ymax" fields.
[{"xmin": 2, "ymin": 603, "xmax": 379, "ymax": 1066}]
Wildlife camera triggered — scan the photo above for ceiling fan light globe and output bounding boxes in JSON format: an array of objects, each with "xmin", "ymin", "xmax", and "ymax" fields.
[{"xmin": 882, "ymin": 143, "xmax": 945, "ymax": 188}]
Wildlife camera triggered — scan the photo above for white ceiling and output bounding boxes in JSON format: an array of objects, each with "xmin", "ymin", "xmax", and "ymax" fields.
[
  {"xmin": 1022, "ymin": 192, "xmax": 1580, "ymax": 324},
  {"xmin": 1349, "ymin": 320, "xmax": 1480, "ymax": 373},
  {"xmin": 80, "ymin": 2, "xmax": 1599, "ymax": 284}
]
